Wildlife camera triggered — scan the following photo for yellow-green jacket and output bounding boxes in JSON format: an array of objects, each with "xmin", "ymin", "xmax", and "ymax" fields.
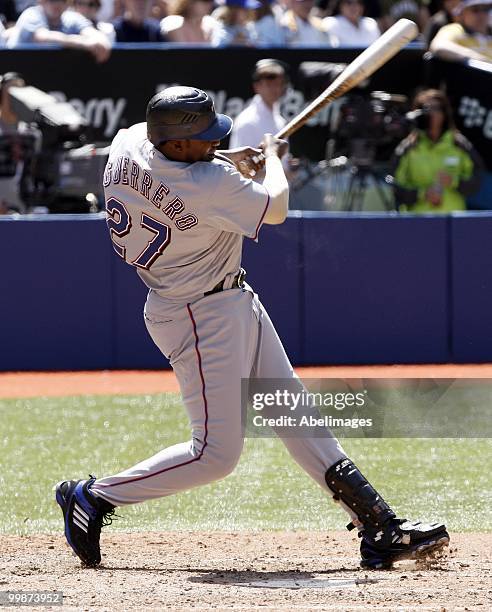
[{"xmin": 391, "ymin": 130, "xmax": 483, "ymax": 213}]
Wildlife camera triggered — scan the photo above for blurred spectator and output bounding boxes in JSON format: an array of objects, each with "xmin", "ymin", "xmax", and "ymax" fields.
[
  {"xmin": 0, "ymin": 0, "xmax": 18, "ymax": 26},
  {"xmin": 379, "ymin": 0, "xmax": 430, "ymax": 32},
  {"xmin": 210, "ymin": 0, "xmax": 258, "ymax": 46},
  {"xmin": 314, "ymin": 0, "xmax": 382, "ymax": 19},
  {"xmin": 72, "ymin": 0, "xmax": 115, "ymax": 41},
  {"xmin": 229, "ymin": 58, "xmax": 287, "ymax": 147},
  {"xmin": 430, "ymin": 0, "xmax": 492, "ymax": 62},
  {"xmin": 0, "ymin": 73, "xmax": 40, "ymax": 213},
  {"xmin": 281, "ymin": 0, "xmax": 332, "ymax": 45},
  {"xmin": 161, "ymin": 0, "xmax": 214, "ymax": 42},
  {"xmin": 390, "ymin": 89, "xmax": 483, "ymax": 213},
  {"xmin": 97, "ymin": 0, "xmax": 116, "ymax": 21},
  {"xmin": 113, "ymin": 0, "xmax": 165, "ymax": 41},
  {"xmin": 423, "ymin": 0, "xmax": 459, "ymax": 46},
  {"xmin": 313, "ymin": 0, "xmax": 331, "ymax": 15},
  {"xmin": 7, "ymin": 0, "xmax": 111, "ymax": 62},
  {"xmin": 14, "ymin": 0, "xmax": 35, "ymax": 18},
  {"xmin": 150, "ymin": 0, "xmax": 167, "ymax": 19},
  {"xmin": 322, "ymin": 0, "xmax": 380, "ymax": 46},
  {"xmin": 249, "ymin": 0, "xmax": 287, "ymax": 44}
]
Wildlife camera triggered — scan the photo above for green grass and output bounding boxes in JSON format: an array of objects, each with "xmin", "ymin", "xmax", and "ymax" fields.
[{"xmin": 1, "ymin": 393, "xmax": 491, "ymax": 534}]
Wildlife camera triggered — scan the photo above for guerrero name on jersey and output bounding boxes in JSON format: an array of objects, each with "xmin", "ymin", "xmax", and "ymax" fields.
[{"xmin": 103, "ymin": 123, "xmax": 270, "ymax": 302}]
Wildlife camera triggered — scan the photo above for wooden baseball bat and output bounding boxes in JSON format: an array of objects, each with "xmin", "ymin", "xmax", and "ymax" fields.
[{"xmin": 275, "ymin": 19, "xmax": 419, "ymax": 139}]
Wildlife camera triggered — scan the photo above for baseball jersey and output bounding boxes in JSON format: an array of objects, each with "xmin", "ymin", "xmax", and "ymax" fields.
[{"xmin": 103, "ymin": 122, "xmax": 270, "ymax": 302}]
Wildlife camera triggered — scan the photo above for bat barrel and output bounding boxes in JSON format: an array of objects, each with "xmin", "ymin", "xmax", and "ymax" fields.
[{"xmin": 275, "ymin": 18, "xmax": 419, "ymax": 140}]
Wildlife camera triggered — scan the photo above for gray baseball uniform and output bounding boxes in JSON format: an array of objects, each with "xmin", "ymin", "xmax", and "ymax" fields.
[
  {"xmin": 91, "ymin": 122, "xmax": 352, "ymax": 515},
  {"xmin": 55, "ymin": 87, "xmax": 449, "ymax": 574}
]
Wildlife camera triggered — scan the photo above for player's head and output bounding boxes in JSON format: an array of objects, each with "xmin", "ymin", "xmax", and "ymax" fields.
[
  {"xmin": 252, "ymin": 59, "xmax": 288, "ymax": 108},
  {"xmin": 146, "ymin": 86, "xmax": 233, "ymax": 162}
]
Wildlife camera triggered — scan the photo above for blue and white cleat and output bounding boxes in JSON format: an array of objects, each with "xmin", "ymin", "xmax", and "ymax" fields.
[{"xmin": 55, "ymin": 477, "xmax": 116, "ymax": 567}]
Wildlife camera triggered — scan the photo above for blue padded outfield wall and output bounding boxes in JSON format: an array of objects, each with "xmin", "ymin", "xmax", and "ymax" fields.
[
  {"xmin": 1, "ymin": 212, "xmax": 491, "ymax": 370},
  {"xmin": 302, "ymin": 214, "xmax": 449, "ymax": 364},
  {"xmin": 450, "ymin": 214, "xmax": 492, "ymax": 363}
]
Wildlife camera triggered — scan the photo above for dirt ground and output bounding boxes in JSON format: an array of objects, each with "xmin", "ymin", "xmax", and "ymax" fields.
[
  {"xmin": 1, "ymin": 367, "xmax": 491, "ymax": 610},
  {"xmin": 1, "ymin": 531, "xmax": 490, "ymax": 611}
]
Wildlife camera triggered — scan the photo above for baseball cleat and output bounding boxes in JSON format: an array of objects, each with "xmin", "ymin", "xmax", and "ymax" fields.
[
  {"xmin": 324, "ymin": 459, "xmax": 450, "ymax": 570},
  {"xmin": 55, "ymin": 476, "xmax": 116, "ymax": 567},
  {"xmin": 359, "ymin": 519, "xmax": 450, "ymax": 569}
]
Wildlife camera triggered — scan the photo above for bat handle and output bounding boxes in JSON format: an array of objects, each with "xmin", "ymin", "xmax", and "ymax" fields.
[{"xmin": 275, "ymin": 125, "xmax": 293, "ymax": 139}]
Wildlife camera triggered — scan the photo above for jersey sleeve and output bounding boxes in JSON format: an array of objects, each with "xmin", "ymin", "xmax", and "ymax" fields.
[{"xmin": 207, "ymin": 164, "xmax": 270, "ymax": 240}]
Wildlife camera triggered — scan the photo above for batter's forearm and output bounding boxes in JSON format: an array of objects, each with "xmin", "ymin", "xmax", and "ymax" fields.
[{"xmin": 262, "ymin": 155, "xmax": 289, "ymax": 224}]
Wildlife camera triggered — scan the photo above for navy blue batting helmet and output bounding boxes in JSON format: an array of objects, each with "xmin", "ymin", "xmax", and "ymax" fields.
[{"xmin": 146, "ymin": 86, "xmax": 233, "ymax": 146}]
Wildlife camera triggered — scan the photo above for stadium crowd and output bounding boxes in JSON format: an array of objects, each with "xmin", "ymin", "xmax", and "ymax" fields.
[
  {"xmin": 0, "ymin": 0, "xmax": 487, "ymax": 55},
  {"xmin": 0, "ymin": 0, "xmax": 490, "ymax": 213}
]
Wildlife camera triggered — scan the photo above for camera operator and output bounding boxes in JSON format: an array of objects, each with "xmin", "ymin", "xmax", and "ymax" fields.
[
  {"xmin": 0, "ymin": 72, "xmax": 40, "ymax": 214},
  {"xmin": 229, "ymin": 59, "xmax": 300, "ymax": 181},
  {"xmin": 389, "ymin": 89, "xmax": 483, "ymax": 213},
  {"xmin": 229, "ymin": 59, "xmax": 288, "ymax": 149}
]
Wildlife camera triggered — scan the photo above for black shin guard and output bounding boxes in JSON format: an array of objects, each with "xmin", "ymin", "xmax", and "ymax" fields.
[
  {"xmin": 325, "ymin": 458, "xmax": 450, "ymax": 568},
  {"xmin": 325, "ymin": 458, "xmax": 396, "ymax": 531}
]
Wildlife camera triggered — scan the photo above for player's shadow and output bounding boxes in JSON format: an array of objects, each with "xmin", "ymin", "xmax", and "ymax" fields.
[{"xmin": 98, "ymin": 567, "xmax": 357, "ymax": 578}]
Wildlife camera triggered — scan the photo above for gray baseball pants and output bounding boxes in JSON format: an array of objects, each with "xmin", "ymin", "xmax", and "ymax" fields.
[{"xmin": 92, "ymin": 286, "xmax": 353, "ymax": 519}]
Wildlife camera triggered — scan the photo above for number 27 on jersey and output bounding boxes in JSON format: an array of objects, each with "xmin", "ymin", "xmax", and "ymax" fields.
[{"xmin": 105, "ymin": 197, "xmax": 171, "ymax": 270}]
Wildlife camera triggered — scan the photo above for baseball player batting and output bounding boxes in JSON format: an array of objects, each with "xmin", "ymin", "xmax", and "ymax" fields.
[{"xmin": 55, "ymin": 86, "xmax": 449, "ymax": 570}]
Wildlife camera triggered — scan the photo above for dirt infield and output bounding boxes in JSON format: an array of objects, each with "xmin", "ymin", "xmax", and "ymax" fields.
[
  {"xmin": 2, "ymin": 532, "xmax": 490, "ymax": 610},
  {"xmin": 2, "ymin": 364, "xmax": 492, "ymax": 398}
]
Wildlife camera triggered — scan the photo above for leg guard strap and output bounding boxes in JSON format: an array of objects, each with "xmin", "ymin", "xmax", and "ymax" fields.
[{"xmin": 325, "ymin": 458, "xmax": 396, "ymax": 529}]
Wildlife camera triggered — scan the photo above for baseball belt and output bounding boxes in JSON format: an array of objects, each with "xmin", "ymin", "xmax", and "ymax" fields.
[{"xmin": 204, "ymin": 268, "xmax": 246, "ymax": 297}]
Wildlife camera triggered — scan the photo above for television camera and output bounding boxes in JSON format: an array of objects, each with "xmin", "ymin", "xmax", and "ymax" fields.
[
  {"xmin": 294, "ymin": 61, "xmax": 412, "ymax": 211},
  {"xmin": 6, "ymin": 83, "xmax": 108, "ymax": 212}
]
